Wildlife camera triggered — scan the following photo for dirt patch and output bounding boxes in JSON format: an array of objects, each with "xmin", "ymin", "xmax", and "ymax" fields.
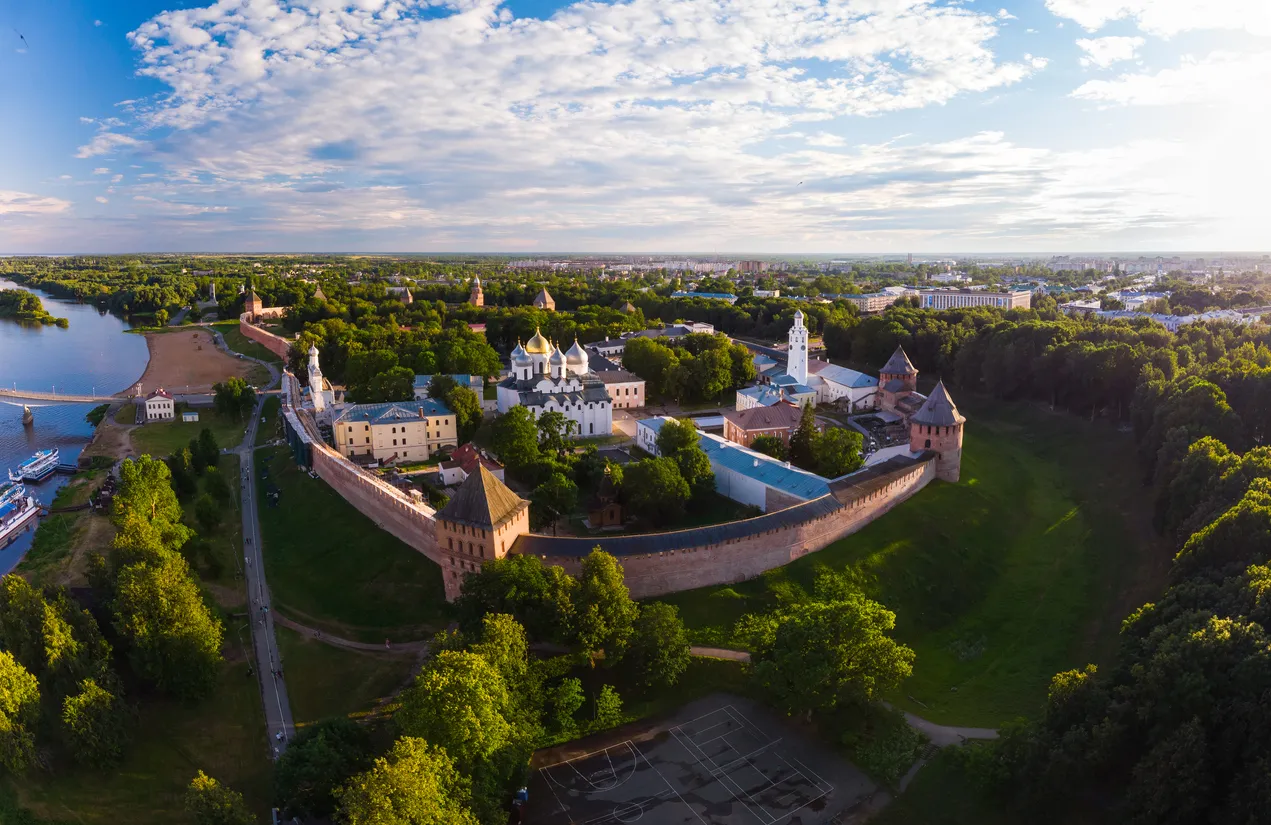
[
  {"xmin": 79, "ymin": 413, "xmax": 135, "ymax": 464},
  {"xmin": 138, "ymin": 330, "xmax": 256, "ymax": 395}
]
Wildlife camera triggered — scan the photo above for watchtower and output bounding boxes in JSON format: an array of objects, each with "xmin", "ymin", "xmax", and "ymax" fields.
[{"xmin": 908, "ymin": 380, "xmax": 965, "ymax": 482}]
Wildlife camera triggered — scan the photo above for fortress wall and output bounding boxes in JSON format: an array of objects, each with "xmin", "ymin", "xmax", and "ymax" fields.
[
  {"xmin": 535, "ymin": 458, "xmax": 936, "ymax": 599},
  {"xmin": 239, "ymin": 314, "xmax": 294, "ymax": 360}
]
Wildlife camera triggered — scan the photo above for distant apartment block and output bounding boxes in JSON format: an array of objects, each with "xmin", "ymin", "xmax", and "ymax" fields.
[
  {"xmin": 920, "ymin": 289, "xmax": 1031, "ymax": 311},
  {"xmin": 835, "ymin": 292, "xmax": 900, "ymax": 313},
  {"xmin": 739, "ymin": 260, "xmax": 770, "ymax": 273}
]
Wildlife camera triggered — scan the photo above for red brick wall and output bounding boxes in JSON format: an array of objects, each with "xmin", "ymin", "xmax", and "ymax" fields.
[
  {"xmin": 238, "ymin": 315, "xmax": 294, "ymax": 360},
  {"xmin": 534, "ymin": 457, "xmax": 937, "ymax": 599}
]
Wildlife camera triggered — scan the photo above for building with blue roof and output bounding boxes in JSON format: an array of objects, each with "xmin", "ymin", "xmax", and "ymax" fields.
[
  {"xmin": 333, "ymin": 399, "xmax": 458, "ymax": 464},
  {"xmin": 413, "ymin": 374, "xmax": 483, "ymax": 400},
  {"xmin": 699, "ymin": 432, "xmax": 830, "ymax": 512},
  {"xmin": 745, "ymin": 312, "xmax": 879, "ymax": 411},
  {"xmin": 671, "ymin": 291, "xmax": 738, "ymax": 304}
]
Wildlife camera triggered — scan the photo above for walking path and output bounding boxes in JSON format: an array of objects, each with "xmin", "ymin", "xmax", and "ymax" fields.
[{"xmin": 271, "ymin": 612, "xmax": 429, "ymax": 654}]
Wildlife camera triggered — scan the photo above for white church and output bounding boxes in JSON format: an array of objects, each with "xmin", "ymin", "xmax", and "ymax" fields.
[
  {"xmin": 741, "ymin": 310, "xmax": 881, "ymax": 411},
  {"xmin": 496, "ymin": 328, "xmax": 614, "ymax": 436}
]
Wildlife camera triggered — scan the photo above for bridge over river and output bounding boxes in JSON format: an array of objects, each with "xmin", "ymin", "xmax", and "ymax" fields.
[{"xmin": 0, "ymin": 387, "xmax": 131, "ymax": 406}]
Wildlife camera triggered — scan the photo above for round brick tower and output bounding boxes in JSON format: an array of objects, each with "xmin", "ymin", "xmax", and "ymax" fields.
[
  {"xmin": 879, "ymin": 345, "xmax": 918, "ymax": 394},
  {"xmin": 908, "ymin": 380, "xmax": 966, "ymax": 482}
]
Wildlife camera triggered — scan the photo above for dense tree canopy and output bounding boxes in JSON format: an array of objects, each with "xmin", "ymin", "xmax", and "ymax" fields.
[{"xmin": 336, "ymin": 737, "xmax": 477, "ymax": 825}]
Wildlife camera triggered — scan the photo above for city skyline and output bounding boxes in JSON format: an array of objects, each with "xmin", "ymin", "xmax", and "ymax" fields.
[{"xmin": 0, "ymin": 0, "xmax": 1268, "ymax": 253}]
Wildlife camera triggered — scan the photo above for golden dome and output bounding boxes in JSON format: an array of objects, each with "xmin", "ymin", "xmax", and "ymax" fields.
[{"xmin": 525, "ymin": 327, "xmax": 551, "ymax": 354}]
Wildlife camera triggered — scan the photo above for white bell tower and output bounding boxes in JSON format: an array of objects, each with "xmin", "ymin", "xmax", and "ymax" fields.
[
  {"xmin": 787, "ymin": 310, "xmax": 808, "ymax": 385},
  {"xmin": 308, "ymin": 344, "xmax": 326, "ymax": 413}
]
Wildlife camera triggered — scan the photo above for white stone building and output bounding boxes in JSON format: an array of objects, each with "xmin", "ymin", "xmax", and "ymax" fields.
[
  {"xmin": 496, "ymin": 329, "xmax": 614, "ymax": 437},
  {"xmin": 145, "ymin": 389, "xmax": 175, "ymax": 421},
  {"xmin": 755, "ymin": 311, "xmax": 880, "ymax": 410}
]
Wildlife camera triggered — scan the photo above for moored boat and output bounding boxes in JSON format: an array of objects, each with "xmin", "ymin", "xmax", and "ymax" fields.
[
  {"xmin": 8, "ymin": 448, "xmax": 59, "ymax": 483},
  {"xmin": 0, "ymin": 492, "xmax": 39, "ymax": 548}
]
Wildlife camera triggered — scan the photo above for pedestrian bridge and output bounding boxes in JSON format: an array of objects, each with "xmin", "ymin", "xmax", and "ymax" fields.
[{"xmin": 0, "ymin": 387, "xmax": 129, "ymax": 406}]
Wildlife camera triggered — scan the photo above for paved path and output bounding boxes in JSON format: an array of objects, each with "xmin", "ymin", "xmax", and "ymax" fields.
[
  {"xmin": 232, "ymin": 352, "xmax": 293, "ymax": 760},
  {"xmin": 271, "ymin": 612, "xmax": 429, "ymax": 654}
]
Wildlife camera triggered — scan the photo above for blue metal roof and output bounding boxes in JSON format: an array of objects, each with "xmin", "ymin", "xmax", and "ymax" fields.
[
  {"xmin": 413, "ymin": 374, "xmax": 480, "ymax": 390},
  {"xmin": 817, "ymin": 364, "xmax": 878, "ymax": 389},
  {"xmin": 334, "ymin": 399, "xmax": 453, "ymax": 424},
  {"xmin": 671, "ymin": 291, "xmax": 737, "ymax": 301},
  {"xmin": 699, "ymin": 434, "xmax": 830, "ymax": 499},
  {"xmin": 738, "ymin": 386, "xmax": 783, "ymax": 406},
  {"xmin": 637, "ymin": 416, "xmax": 672, "ymax": 435}
]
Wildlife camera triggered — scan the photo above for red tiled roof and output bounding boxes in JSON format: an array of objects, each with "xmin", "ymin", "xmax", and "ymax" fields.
[
  {"xmin": 452, "ymin": 442, "xmax": 504, "ymax": 475},
  {"xmin": 147, "ymin": 389, "xmax": 173, "ymax": 400},
  {"xmin": 721, "ymin": 401, "xmax": 803, "ymax": 432}
]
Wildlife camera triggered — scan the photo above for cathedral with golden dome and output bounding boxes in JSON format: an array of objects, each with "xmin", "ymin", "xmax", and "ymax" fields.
[{"xmin": 495, "ymin": 328, "xmax": 614, "ymax": 436}]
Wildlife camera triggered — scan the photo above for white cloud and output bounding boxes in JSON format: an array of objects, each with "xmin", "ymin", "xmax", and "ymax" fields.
[
  {"xmin": 1072, "ymin": 51, "xmax": 1271, "ymax": 106},
  {"xmin": 112, "ymin": 174, "xmax": 124, "ymax": 183},
  {"xmin": 997, "ymin": 9, "xmax": 1016, "ymax": 20},
  {"xmin": 91, "ymin": 167, "xmax": 110, "ymax": 175},
  {"xmin": 95, "ymin": 196, "xmax": 109, "ymax": 204},
  {"xmin": 0, "ymin": 191, "xmax": 72, "ymax": 216},
  {"xmin": 75, "ymin": 132, "xmax": 143, "ymax": 159},
  {"xmin": 1045, "ymin": 0, "xmax": 1271, "ymax": 36},
  {"xmin": 57, "ymin": 175, "xmax": 71, "ymax": 181},
  {"xmin": 94, "ymin": 20, "xmax": 103, "ymax": 27},
  {"xmin": 1077, "ymin": 36, "xmax": 1145, "ymax": 68}
]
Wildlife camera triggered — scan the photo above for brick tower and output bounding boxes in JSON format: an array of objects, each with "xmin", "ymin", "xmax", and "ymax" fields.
[
  {"xmin": 469, "ymin": 276, "xmax": 484, "ymax": 307},
  {"xmin": 434, "ymin": 465, "xmax": 529, "ymax": 600},
  {"xmin": 879, "ymin": 345, "xmax": 918, "ymax": 394},
  {"xmin": 909, "ymin": 380, "xmax": 965, "ymax": 482}
]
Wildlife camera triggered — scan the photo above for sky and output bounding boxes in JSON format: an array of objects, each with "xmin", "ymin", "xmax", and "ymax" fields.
[{"xmin": 0, "ymin": 0, "xmax": 1268, "ymax": 254}]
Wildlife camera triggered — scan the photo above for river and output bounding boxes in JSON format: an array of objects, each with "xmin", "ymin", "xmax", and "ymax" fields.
[{"xmin": 0, "ymin": 278, "xmax": 150, "ymax": 572}]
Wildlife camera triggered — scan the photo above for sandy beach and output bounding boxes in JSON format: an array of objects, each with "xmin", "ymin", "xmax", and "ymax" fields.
[{"xmin": 136, "ymin": 328, "xmax": 257, "ymax": 395}]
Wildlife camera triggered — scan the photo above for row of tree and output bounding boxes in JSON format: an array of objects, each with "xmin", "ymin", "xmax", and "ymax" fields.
[{"xmin": 620, "ymin": 332, "xmax": 757, "ymax": 403}]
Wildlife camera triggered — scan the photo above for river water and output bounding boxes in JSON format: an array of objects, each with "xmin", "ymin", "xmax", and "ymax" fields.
[{"xmin": 0, "ymin": 278, "xmax": 150, "ymax": 572}]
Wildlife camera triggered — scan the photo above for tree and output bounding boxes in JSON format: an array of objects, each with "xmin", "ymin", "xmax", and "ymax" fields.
[
  {"xmin": 739, "ymin": 596, "xmax": 915, "ymax": 717},
  {"xmin": 595, "ymin": 685, "xmax": 623, "ymax": 727},
  {"xmin": 815, "ymin": 427, "xmax": 864, "ymax": 478},
  {"xmin": 469, "ymin": 613, "xmax": 530, "ymax": 692},
  {"xmin": 574, "ymin": 549, "xmax": 638, "ymax": 660},
  {"xmin": 186, "ymin": 771, "xmax": 256, "ymax": 825},
  {"xmin": 536, "ymin": 410, "xmax": 576, "ymax": 459},
  {"xmin": 443, "ymin": 385, "xmax": 483, "ymax": 443},
  {"xmin": 396, "ymin": 651, "xmax": 511, "ymax": 768},
  {"xmin": 788, "ymin": 403, "xmax": 819, "ymax": 470},
  {"xmin": 656, "ymin": 418, "xmax": 700, "ymax": 457},
  {"xmin": 627, "ymin": 603, "xmax": 691, "ymax": 689},
  {"xmin": 213, "ymin": 377, "xmax": 256, "ymax": 420},
  {"xmin": 750, "ymin": 434, "xmax": 787, "ymax": 460},
  {"xmin": 490, "ymin": 406, "xmax": 540, "ymax": 473},
  {"xmin": 113, "ymin": 550, "xmax": 224, "ymax": 699},
  {"xmin": 531, "ymin": 473, "xmax": 578, "ymax": 529},
  {"xmin": 453, "ymin": 555, "xmax": 575, "ymax": 642},
  {"xmin": 367, "ymin": 366, "xmax": 415, "ymax": 403},
  {"xmin": 274, "ymin": 717, "xmax": 373, "ymax": 821},
  {"xmin": 0, "ymin": 652, "xmax": 39, "ymax": 772},
  {"xmin": 549, "ymin": 677, "xmax": 584, "ymax": 734},
  {"xmin": 61, "ymin": 678, "xmax": 130, "ymax": 768},
  {"xmin": 656, "ymin": 419, "xmax": 714, "ymax": 497},
  {"xmin": 167, "ymin": 449, "xmax": 198, "ymax": 499},
  {"xmin": 623, "ymin": 458, "xmax": 690, "ymax": 525},
  {"xmin": 113, "ymin": 455, "xmax": 194, "ymax": 551},
  {"xmin": 336, "ymin": 737, "xmax": 477, "ymax": 825},
  {"xmin": 154, "ymin": 308, "xmax": 169, "ymax": 327},
  {"xmin": 195, "ymin": 494, "xmax": 221, "ymax": 534},
  {"xmin": 196, "ymin": 428, "xmax": 221, "ymax": 471}
]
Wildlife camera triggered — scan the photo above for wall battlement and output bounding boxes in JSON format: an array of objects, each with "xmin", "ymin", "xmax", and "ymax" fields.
[{"xmin": 239, "ymin": 313, "xmax": 295, "ymax": 360}]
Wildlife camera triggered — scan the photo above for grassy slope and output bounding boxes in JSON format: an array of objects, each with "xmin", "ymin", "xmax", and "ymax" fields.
[
  {"xmin": 255, "ymin": 396, "xmax": 281, "ymax": 447},
  {"xmin": 213, "ymin": 321, "xmax": 283, "ymax": 364},
  {"xmin": 276, "ymin": 627, "xmax": 418, "ymax": 727},
  {"xmin": 131, "ymin": 409, "xmax": 247, "ymax": 459},
  {"xmin": 13, "ymin": 660, "xmax": 272, "ymax": 825},
  {"xmin": 17, "ymin": 473, "xmax": 101, "ymax": 582},
  {"xmin": 256, "ymin": 446, "xmax": 448, "ymax": 642},
  {"xmin": 658, "ymin": 398, "xmax": 1164, "ymax": 727}
]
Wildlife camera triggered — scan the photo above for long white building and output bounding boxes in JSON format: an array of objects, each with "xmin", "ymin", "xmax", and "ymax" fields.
[{"xmin": 496, "ymin": 329, "xmax": 614, "ymax": 436}]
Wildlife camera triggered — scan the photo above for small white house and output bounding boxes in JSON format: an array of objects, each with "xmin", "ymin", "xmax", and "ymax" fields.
[
  {"xmin": 181, "ymin": 410, "xmax": 199, "ymax": 423},
  {"xmin": 145, "ymin": 389, "xmax": 175, "ymax": 422},
  {"xmin": 636, "ymin": 416, "xmax": 675, "ymax": 456}
]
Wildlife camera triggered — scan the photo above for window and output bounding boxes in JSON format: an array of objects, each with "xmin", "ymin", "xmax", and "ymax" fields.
[
  {"xmin": 447, "ymin": 537, "xmax": 453, "ymax": 550},
  {"xmin": 925, "ymin": 439, "xmax": 931, "ymax": 449}
]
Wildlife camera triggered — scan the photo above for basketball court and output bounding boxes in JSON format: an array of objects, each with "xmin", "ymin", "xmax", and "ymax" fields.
[{"xmin": 530, "ymin": 696, "xmax": 877, "ymax": 825}]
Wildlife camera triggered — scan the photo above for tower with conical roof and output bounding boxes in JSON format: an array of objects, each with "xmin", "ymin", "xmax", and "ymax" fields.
[
  {"xmin": 435, "ymin": 465, "xmax": 530, "ymax": 600},
  {"xmin": 469, "ymin": 276, "xmax": 484, "ymax": 307},
  {"xmin": 245, "ymin": 288, "xmax": 264, "ymax": 319},
  {"xmin": 533, "ymin": 287, "xmax": 555, "ymax": 311},
  {"xmin": 909, "ymin": 380, "xmax": 966, "ymax": 482},
  {"xmin": 879, "ymin": 345, "xmax": 918, "ymax": 394}
]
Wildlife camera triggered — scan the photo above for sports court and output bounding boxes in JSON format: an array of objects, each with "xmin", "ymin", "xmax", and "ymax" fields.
[{"xmin": 529, "ymin": 695, "xmax": 878, "ymax": 825}]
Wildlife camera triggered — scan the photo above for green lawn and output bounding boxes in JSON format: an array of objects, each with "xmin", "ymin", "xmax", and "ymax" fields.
[
  {"xmin": 17, "ymin": 472, "xmax": 102, "ymax": 583},
  {"xmin": 213, "ymin": 321, "xmax": 283, "ymax": 364},
  {"xmin": 255, "ymin": 396, "xmax": 281, "ymax": 446},
  {"xmin": 113, "ymin": 402, "xmax": 138, "ymax": 425},
  {"xmin": 276, "ymin": 627, "xmax": 418, "ymax": 727},
  {"xmin": 131, "ymin": 409, "xmax": 247, "ymax": 459},
  {"xmin": 12, "ymin": 660, "xmax": 272, "ymax": 825},
  {"xmin": 657, "ymin": 398, "xmax": 1162, "ymax": 727},
  {"xmin": 182, "ymin": 454, "xmax": 247, "ymax": 610},
  {"xmin": 256, "ymin": 446, "xmax": 448, "ymax": 642}
]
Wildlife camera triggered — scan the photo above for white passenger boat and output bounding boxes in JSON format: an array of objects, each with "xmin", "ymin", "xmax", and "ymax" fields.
[
  {"xmin": 8, "ymin": 448, "xmax": 59, "ymax": 483},
  {"xmin": 0, "ymin": 487, "xmax": 39, "ymax": 548}
]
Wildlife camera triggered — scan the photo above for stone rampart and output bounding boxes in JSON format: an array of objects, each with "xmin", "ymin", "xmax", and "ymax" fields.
[{"xmin": 239, "ymin": 314, "xmax": 294, "ymax": 360}]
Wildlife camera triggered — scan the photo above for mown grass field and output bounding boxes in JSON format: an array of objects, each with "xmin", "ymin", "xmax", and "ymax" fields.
[
  {"xmin": 657, "ymin": 398, "xmax": 1165, "ymax": 726},
  {"xmin": 255, "ymin": 446, "xmax": 448, "ymax": 642},
  {"xmin": 255, "ymin": 396, "xmax": 281, "ymax": 446},
  {"xmin": 131, "ymin": 408, "xmax": 247, "ymax": 459},
  {"xmin": 12, "ymin": 660, "xmax": 272, "ymax": 825},
  {"xmin": 276, "ymin": 627, "xmax": 419, "ymax": 727}
]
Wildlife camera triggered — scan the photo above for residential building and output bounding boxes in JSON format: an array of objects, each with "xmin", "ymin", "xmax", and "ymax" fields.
[
  {"xmin": 413, "ymin": 374, "xmax": 483, "ymax": 401},
  {"xmin": 332, "ymin": 399, "xmax": 458, "ymax": 464},
  {"xmin": 739, "ymin": 260, "xmax": 770, "ymax": 273},
  {"xmin": 833, "ymin": 292, "xmax": 899, "ymax": 313},
  {"xmin": 449, "ymin": 442, "xmax": 505, "ymax": 482},
  {"xmin": 752, "ymin": 288, "xmax": 780, "ymax": 298},
  {"xmin": 498, "ymin": 330, "xmax": 614, "ymax": 436},
  {"xmin": 635, "ymin": 415, "xmax": 674, "ymax": 455},
  {"xmin": 721, "ymin": 401, "xmax": 812, "ymax": 448},
  {"xmin": 145, "ymin": 389, "xmax": 175, "ymax": 421},
  {"xmin": 919, "ymin": 289, "xmax": 1031, "ymax": 310}
]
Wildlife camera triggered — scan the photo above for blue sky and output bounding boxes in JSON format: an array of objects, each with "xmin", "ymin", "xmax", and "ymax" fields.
[{"xmin": 1, "ymin": 0, "xmax": 1268, "ymax": 254}]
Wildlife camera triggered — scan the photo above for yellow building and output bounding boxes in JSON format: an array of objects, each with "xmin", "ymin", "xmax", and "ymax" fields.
[{"xmin": 332, "ymin": 400, "xmax": 458, "ymax": 463}]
